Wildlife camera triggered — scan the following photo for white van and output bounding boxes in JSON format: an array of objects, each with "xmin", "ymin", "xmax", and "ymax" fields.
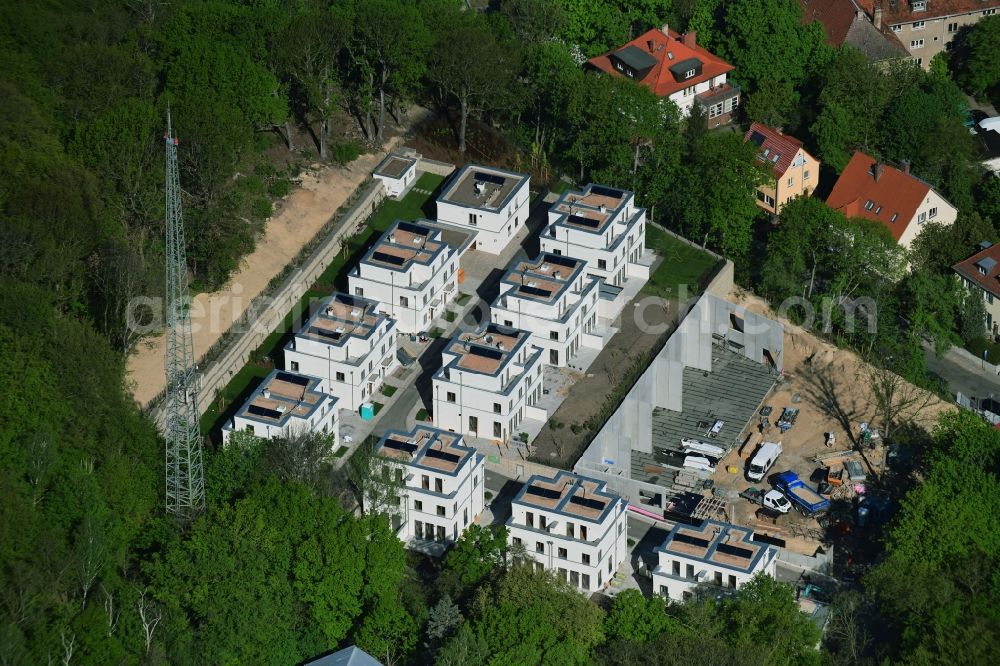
[{"xmin": 747, "ymin": 441, "xmax": 783, "ymax": 482}]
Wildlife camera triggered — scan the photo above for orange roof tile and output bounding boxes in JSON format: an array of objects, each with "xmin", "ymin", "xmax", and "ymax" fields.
[
  {"xmin": 954, "ymin": 243, "xmax": 1000, "ymax": 299},
  {"xmin": 743, "ymin": 122, "xmax": 807, "ymax": 177}
]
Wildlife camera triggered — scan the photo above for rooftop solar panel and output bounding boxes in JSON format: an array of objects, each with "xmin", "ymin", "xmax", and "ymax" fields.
[
  {"xmin": 247, "ymin": 404, "xmax": 283, "ymax": 419},
  {"xmin": 569, "ymin": 495, "xmax": 606, "ymax": 511},
  {"xmin": 568, "ymin": 214, "xmax": 600, "ymax": 229},
  {"xmin": 468, "ymin": 345, "xmax": 504, "ymax": 360},
  {"xmin": 396, "ymin": 221, "xmax": 429, "ymax": 236},
  {"xmin": 314, "ymin": 328, "xmax": 342, "ymax": 340},
  {"xmin": 672, "ymin": 532, "xmax": 710, "ymax": 548},
  {"xmin": 546, "ymin": 254, "xmax": 579, "ymax": 268},
  {"xmin": 590, "ymin": 185, "xmax": 624, "ymax": 199},
  {"xmin": 372, "ymin": 251, "xmax": 406, "ymax": 266},
  {"xmin": 474, "ymin": 171, "xmax": 506, "ymax": 186},
  {"xmin": 520, "ymin": 285, "xmax": 552, "ymax": 298},
  {"xmin": 716, "ymin": 543, "xmax": 754, "ymax": 559},
  {"xmin": 526, "ymin": 485, "xmax": 562, "ymax": 500},
  {"xmin": 424, "ymin": 448, "xmax": 461, "ymax": 464},
  {"xmin": 275, "ymin": 372, "xmax": 309, "ymax": 386},
  {"xmin": 383, "ymin": 438, "xmax": 418, "ymax": 454}
]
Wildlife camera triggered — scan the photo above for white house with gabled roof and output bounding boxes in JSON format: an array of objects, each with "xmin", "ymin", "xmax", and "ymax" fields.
[
  {"xmin": 507, "ymin": 471, "xmax": 628, "ymax": 593},
  {"xmin": 283, "ymin": 293, "xmax": 398, "ymax": 411},
  {"xmin": 374, "ymin": 425, "xmax": 486, "ymax": 553},
  {"xmin": 348, "ymin": 220, "xmax": 460, "ymax": 333},
  {"xmin": 490, "ymin": 253, "xmax": 602, "ymax": 367},
  {"xmin": 652, "ymin": 519, "xmax": 778, "ymax": 601},
  {"xmin": 431, "ymin": 323, "xmax": 545, "ymax": 442},
  {"xmin": 221, "ymin": 369, "xmax": 338, "ymax": 445},
  {"xmin": 435, "ymin": 164, "xmax": 530, "ymax": 254},
  {"xmin": 540, "ymin": 183, "xmax": 649, "ymax": 287}
]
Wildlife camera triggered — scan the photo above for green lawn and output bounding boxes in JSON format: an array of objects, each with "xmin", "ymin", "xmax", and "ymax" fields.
[
  {"xmin": 332, "ymin": 446, "xmax": 349, "ymax": 458},
  {"xmin": 455, "ymin": 292, "xmax": 472, "ymax": 306},
  {"xmin": 201, "ymin": 172, "xmax": 446, "ymax": 436},
  {"xmin": 444, "ymin": 311, "xmax": 457, "ymax": 322},
  {"xmin": 643, "ymin": 225, "xmax": 720, "ymax": 299},
  {"xmin": 550, "ymin": 180, "xmax": 574, "ymax": 195},
  {"xmin": 416, "ymin": 408, "xmax": 429, "ymax": 421},
  {"xmin": 429, "ymin": 327, "xmax": 445, "ymax": 339},
  {"xmin": 381, "ymin": 384, "xmax": 397, "ymax": 397}
]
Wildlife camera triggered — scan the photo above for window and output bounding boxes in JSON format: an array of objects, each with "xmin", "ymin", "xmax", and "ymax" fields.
[
  {"xmin": 890, "ymin": 213, "xmax": 899, "ymax": 223},
  {"xmin": 435, "ymin": 478, "xmax": 443, "ymax": 493},
  {"xmin": 804, "ymin": 169, "xmax": 810, "ymax": 180},
  {"xmin": 985, "ymin": 8, "xmax": 997, "ymax": 16},
  {"xmin": 874, "ymin": 205, "xmax": 882, "ymax": 215},
  {"xmin": 715, "ymin": 571, "xmax": 723, "ymax": 586},
  {"xmin": 581, "ymin": 574, "xmax": 591, "ymax": 589},
  {"xmin": 948, "ymin": 22, "xmax": 959, "ymax": 32},
  {"xmin": 399, "ymin": 296, "xmax": 409, "ymax": 308},
  {"xmin": 446, "ymin": 391, "xmax": 456, "ymax": 403},
  {"xmin": 558, "ymin": 547, "xmax": 567, "ymax": 559},
  {"xmin": 549, "ymin": 330, "xmax": 559, "ymax": 340},
  {"xmin": 757, "ymin": 191, "xmax": 775, "ymax": 206},
  {"xmin": 566, "ymin": 522, "xmax": 574, "ymax": 538},
  {"xmin": 929, "ymin": 207, "xmax": 938, "ymax": 219},
  {"xmin": 786, "ymin": 176, "xmax": 793, "ymax": 187},
  {"xmin": 684, "ymin": 68, "xmax": 696, "ymax": 79},
  {"xmin": 493, "ymin": 421, "xmax": 502, "ymax": 437},
  {"xmin": 891, "ymin": 24, "xmax": 902, "ymax": 32},
  {"xmin": 864, "ymin": 200, "xmax": 875, "ymax": 211},
  {"xmin": 526, "ymin": 511, "xmax": 534, "ymax": 528},
  {"xmin": 504, "ymin": 319, "xmax": 513, "ymax": 327},
  {"xmin": 550, "ymin": 349, "xmax": 559, "ymax": 364},
  {"xmin": 708, "ymin": 102, "xmax": 724, "ymax": 119},
  {"xmin": 493, "ymin": 402, "xmax": 502, "ymax": 414},
  {"xmin": 421, "ymin": 475, "xmax": 430, "ymax": 490},
  {"xmin": 582, "ymin": 553, "xmax": 591, "ymax": 565},
  {"xmin": 672, "ymin": 560, "xmax": 680, "ymax": 576},
  {"xmin": 918, "ymin": 212, "xmax": 927, "ymax": 224},
  {"xmin": 686, "ymin": 564, "xmax": 694, "ymax": 578},
  {"xmin": 552, "ymin": 248, "xmax": 562, "ymax": 255},
  {"xmin": 468, "ymin": 213, "xmax": 477, "ymax": 226},
  {"xmin": 244, "ymin": 424, "xmax": 255, "ymax": 434},
  {"xmin": 512, "ymin": 536, "xmax": 522, "ymax": 546},
  {"xmin": 535, "ymin": 542, "xmax": 544, "ymax": 553},
  {"xmin": 912, "ymin": 21, "xmax": 925, "ymax": 30},
  {"xmin": 989, "ymin": 293, "xmax": 995, "ymax": 305},
  {"xmin": 729, "ymin": 574, "xmax": 737, "ymax": 588},
  {"xmin": 469, "ymin": 415, "xmax": 478, "ymax": 432},
  {"xmin": 354, "ymin": 287, "xmax": 363, "ymax": 296},
  {"xmin": 437, "ymin": 505, "xmax": 446, "ymax": 516},
  {"xmin": 579, "ymin": 525, "xmax": 588, "ymax": 540},
  {"xmin": 683, "ymin": 85, "xmax": 695, "ymax": 96},
  {"xmin": 473, "ymin": 475, "xmax": 478, "ymax": 488},
  {"xmin": 289, "ymin": 361, "xmax": 299, "ymax": 372},
  {"xmin": 597, "ymin": 259, "xmax": 607, "ymax": 270},
  {"xmin": 336, "ymin": 371, "xmax": 345, "ymax": 382},
  {"xmin": 414, "ymin": 500, "xmax": 423, "ymax": 511},
  {"xmin": 415, "ymin": 519, "xmax": 423, "ymax": 537},
  {"xmin": 912, "ymin": 0, "xmax": 926, "ymax": 10},
  {"xmin": 911, "ymin": 39, "xmax": 924, "ymax": 48}
]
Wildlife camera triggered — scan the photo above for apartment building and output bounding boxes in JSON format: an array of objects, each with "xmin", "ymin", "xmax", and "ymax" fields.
[
  {"xmin": 490, "ymin": 253, "xmax": 601, "ymax": 367},
  {"xmin": 744, "ymin": 123, "xmax": 820, "ymax": 215},
  {"xmin": 221, "ymin": 369, "xmax": 338, "ymax": 445},
  {"xmin": 540, "ymin": 184, "xmax": 647, "ymax": 287},
  {"xmin": 877, "ymin": 0, "xmax": 1000, "ymax": 68},
  {"xmin": 800, "ymin": 0, "xmax": 909, "ymax": 64},
  {"xmin": 432, "ymin": 323, "xmax": 545, "ymax": 442},
  {"xmin": 372, "ymin": 152, "xmax": 417, "ymax": 197},
  {"xmin": 826, "ymin": 151, "xmax": 957, "ymax": 249},
  {"xmin": 435, "ymin": 165, "xmax": 530, "ymax": 254},
  {"xmin": 587, "ymin": 25, "xmax": 740, "ymax": 128},
  {"xmin": 283, "ymin": 293, "xmax": 398, "ymax": 411},
  {"xmin": 652, "ymin": 519, "xmax": 778, "ymax": 601},
  {"xmin": 348, "ymin": 220, "xmax": 460, "ymax": 333},
  {"xmin": 953, "ymin": 241, "xmax": 1000, "ymax": 338},
  {"xmin": 507, "ymin": 471, "xmax": 628, "ymax": 593},
  {"xmin": 374, "ymin": 426, "xmax": 485, "ymax": 551}
]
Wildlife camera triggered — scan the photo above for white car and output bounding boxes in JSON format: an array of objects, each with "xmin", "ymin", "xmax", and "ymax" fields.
[{"xmin": 763, "ymin": 490, "xmax": 791, "ymax": 514}]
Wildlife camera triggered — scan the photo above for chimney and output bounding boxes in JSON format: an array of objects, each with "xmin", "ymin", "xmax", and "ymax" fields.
[
  {"xmin": 647, "ymin": 39, "xmax": 655, "ymax": 52},
  {"xmin": 874, "ymin": 2, "xmax": 883, "ymax": 30},
  {"xmin": 874, "ymin": 162, "xmax": 884, "ymax": 182},
  {"xmin": 661, "ymin": 23, "xmax": 670, "ymax": 37},
  {"xmin": 901, "ymin": 159, "xmax": 911, "ymax": 175},
  {"xmin": 683, "ymin": 31, "xmax": 697, "ymax": 48}
]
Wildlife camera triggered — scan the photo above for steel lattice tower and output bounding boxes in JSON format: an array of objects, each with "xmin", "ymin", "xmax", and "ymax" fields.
[{"xmin": 163, "ymin": 110, "xmax": 205, "ymax": 518}]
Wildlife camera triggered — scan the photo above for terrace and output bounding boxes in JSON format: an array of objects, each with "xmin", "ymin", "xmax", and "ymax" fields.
[
  {"xmin": 502, "ymin": 254, "xmax": 585, "ymax": 305},
  {"xmin": 362, "ymin": 221, "xmax": 444, "ymax": 271},
  {"xmin": 438, "ymin": 165, "xmax": 527, "ymax": 211},
  {"xmin": 236, "ymin": 370, "xmax": 326, "ymax": 426},
  {"xmin": 515, "ymin": 471, "xmax": 620, "ymax": 523},
  {"xmin": 657, "ymin": 520, "xmax": 768, "ymax": 573},
  {"xmin": 298, "ymin": 294, "xmax": 382, "ymax": 347},
  {"xmin": 550, "ymin": 184, "xmax": 631, "ymax": 234},
  {"xmin": 445, "ymin": 325, "xmax": 529, "ymax": 376},
  {"xmin": 373, "ymin": 153, "xmax": 417, "ymax": 180},
  {"xmin": 376, "ymin": 426, "xmax": 475, "ymax": 475}
]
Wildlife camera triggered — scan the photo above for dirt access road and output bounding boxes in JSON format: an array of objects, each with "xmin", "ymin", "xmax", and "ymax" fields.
[{"xmin": 127, "ymin": 108, "xmax": 428, "ymax": 407}]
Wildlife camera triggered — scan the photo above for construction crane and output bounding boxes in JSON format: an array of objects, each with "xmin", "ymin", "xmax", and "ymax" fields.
[{"xmin": 163, "ymin": 109, "xmax": 205, "ymax": 519}]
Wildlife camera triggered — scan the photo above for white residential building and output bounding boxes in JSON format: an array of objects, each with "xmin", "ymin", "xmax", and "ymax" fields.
[
  {"xmin": 372, "ymin": 152, "xmax": 417, "ymax": 197},
  {"xmin": 348, "ymin": 220, "xmax": 460, "ymax": 333},
  {"xmin": 652, "ymin": 519, "xmax": 778, "ymax": 601},
  {"xmin": 507, "ymin": 471, "xmax": 628, "ymax": 593},
  {"xmin": 435, "ymin": 164, "xmax": 530, "ymax": 254},
  {"xmin": 283, "ymin": 293, "xmax": 398, "ymax": 411},
  {"xmin": 490, "ymin": 253, "xmax": 601, "ymax": 367},
  {"xmin": 432, "ymin": 323, "xmax": 545, "ymax": 442},
  {"xmin": 540, "ymin": 184, "xmax": 648, "ymax": 287},
  {"xmin": 221, "ymin": 369, "xmax": 338, "ymax": 445},
  {"xmin": 374, "ymin": 426, "xmax": 486, "ymax": 552}
]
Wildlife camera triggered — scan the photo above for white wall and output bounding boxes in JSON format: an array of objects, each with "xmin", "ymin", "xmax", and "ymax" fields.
[
  {"xmin": 397, "ymin": 455, "xmax": 486, "ymax": 548},
  {"xmin": 436, "ymin": 179, "xmax": 530, "ymax": 255},
  {"xmin": 897, "ymin": 188, "xmax": 958, "ymax": 249},
  {"xmin": 651, "ymin": 546, "xmax": 777, "ymax": 600},
  {"xmin": 223, "ymin": 401, "xmax": 339, "ymax": 446},
  {"xmin": 349, "ymin": 250, "xmax": 460, "ymax": 333}
]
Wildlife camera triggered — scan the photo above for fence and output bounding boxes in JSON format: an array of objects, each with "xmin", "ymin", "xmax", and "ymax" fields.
[{"xmin": 148, "ymin": 178, "xmax": 387, "ymax": 425}]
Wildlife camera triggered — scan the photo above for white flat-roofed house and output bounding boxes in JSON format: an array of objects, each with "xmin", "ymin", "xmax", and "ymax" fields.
[
  {"xmin": 221, "ymin": 369, "xmax": 338, "ymax": 445},
  {"xmin": 373, "ymin": 152, "xmax": 417, "ymax": 197},
  {"xmin": 652, "ymin": 519, "xmax": 778, "ymax": 601},
  {"xmin": 435, "ymin": 165, "xmax": 530, "ymax": 254},
  {"xmin": 374, "ymin": 426, "xmax": 486, "ymax": 552},
  {"xmin": 432, "ymin": 323, "xmax": 545, "ymax": 442},
  {"xmin": 348, "ymin": 220, "xmax": 460, "ymax": 333},
  {"xmin": 490, "ymin": 253, "xmax": 601, "ymax": 367},
  {"xmin": 283, "ymin": 293, "xmax": 398, "ymax": 411},
  {"xmin": 540, "ymin": 184, "xmax": 649, "ymax": 287},
  {"xmin": 507, "ymin": 471, "xmax": 628, "ymax": 593}
]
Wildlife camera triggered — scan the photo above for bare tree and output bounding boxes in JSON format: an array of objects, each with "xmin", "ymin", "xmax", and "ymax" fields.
[
  {"xmin": 861, "ymin": 358, "xmax": 934, "ymax": 442},
  {"xmin": 136, "ymin": 588, "xmax": 162, "ymax": 657},
  {"xmin": 102, "ymin": 586, "xmax": 120, "ymax": 638},
  {"xmin": 59, "ymin": 628, "xmax": 74, "ymax": 666},
  {"xmin": 25, "ymin": 434, "xmax": 53, "ymax": 508},
  {"xmin": 74, "ymin": 515, "xmax": 107, "ymax": 609}
]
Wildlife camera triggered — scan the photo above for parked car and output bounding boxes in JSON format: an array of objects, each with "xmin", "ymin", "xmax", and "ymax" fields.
[{"xmin": 747, "ymin": 441, "xmax": 782, "ymax": 482}]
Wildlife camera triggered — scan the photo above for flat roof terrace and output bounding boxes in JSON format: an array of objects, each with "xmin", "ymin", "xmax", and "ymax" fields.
[
  {"xmin": 504, "ymin": 254, "xmax": 584, "ymax": 304},
  {"xmin": 364, "ymin": 221, "xmax": 444, "ymax": 271},
  {"xmin": 373, "ymin": 153, "xmax": 416, "ymax": 179},
  {"xmin": 658, "ymin": 520, "xmax": 768, "ymax": 573},
  {"xmin": 515, "ymin": 471, "xmax": 620, "ymax": 523},
  {"xmin": 376, "ymin": 426, "xmax": 475, "ymax": 475},
  {"xmin": 632, "ymin": 344, "xmax": 776, "ymax": 485},
  {"xmin": 298, "ymin": 294, "xmax": 382, "ymax": 347},
  {"xmin": 438, "ymin": 165, "xmax": 528, "ymax": 211},
  {"xmin": 445, "ymin": 324, "xmax": 529, "ymax": 375},
  {"xmin": 551, "ymin": 184, "xmax": 631, "ymax": 233},
  {"xmin": 238, "ymin": 370, "xmax": 325, "ymax": 424}
]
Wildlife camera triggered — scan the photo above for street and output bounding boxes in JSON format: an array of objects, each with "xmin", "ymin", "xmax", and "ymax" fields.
[{"xmin": 924, "ymin": 342, "xmax": 1000, "ymax": 404}]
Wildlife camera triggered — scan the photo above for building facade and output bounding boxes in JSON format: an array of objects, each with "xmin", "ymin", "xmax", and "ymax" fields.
[
  {"xmin": 652, "ymin": 519, "xmax": 779, "ymax": 601},
  {"xmin": 507, "ymin": 471, "xmax": 628, "ymax": 593},
  {"xmin": 587, "ymin": 25, "xmax": 740, "ymax": 128},
  {"xmin": 348, "ymin": 220, "xmax": 460, "ymax": 333},
  {"xmin": 953, "ymin": 241, "xmax": 1000, "ymax": 338},
  {"xmin": 372, "ymin": 152, "xmax": 417, "ymax": 197},
  {"xmin": 435, "ymin": 165, "xmax": 530, "ymax": 254},
  {"xmin": 283, "ymin": 293, "xmax": 398, "ymax": 411},
  {"xmin": 490, "ymin": 253, "xmax": 602, "ymax": 367},
  {"xmin": 879, "ymin": 0, "xmax": 1000, "ymax": 68},
  {"xmin": 222, "ymin": 369, "xmax": 338, "ymax": 445},
  {"xmin": 540, "ymin": 184, "xmax": 647, "ymax": 287},
  {"xmin": 744, "ymin": 123, "xmax": 821, "ymax": 215},
  {"xmin": 432, "ymin": 323, "xmax": 545, "ymax": 442},
  {"xmin": 374, "ymin": 426, "xmax": 486, "ymax": 552}
]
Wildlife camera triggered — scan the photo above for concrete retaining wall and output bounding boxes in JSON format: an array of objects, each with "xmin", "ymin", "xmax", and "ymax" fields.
[{"xmin": 416, "ymin": 156, "xmax": 456, "ymax": 177}]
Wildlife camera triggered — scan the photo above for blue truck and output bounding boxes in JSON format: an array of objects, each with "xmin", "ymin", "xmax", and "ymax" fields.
[{"xmin": 774, "ymin": 471, "xmax": 830, "ymax": 516}]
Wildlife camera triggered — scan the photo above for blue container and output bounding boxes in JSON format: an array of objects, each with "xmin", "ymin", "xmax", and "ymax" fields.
[{"xmin": 360, "ymin": 402, "xmax": 375, "ymax": 421}]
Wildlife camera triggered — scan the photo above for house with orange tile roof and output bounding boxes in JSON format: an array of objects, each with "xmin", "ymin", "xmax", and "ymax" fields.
[
  {"xmin": 826, "ymin": 151, "xmax": 957, "ymax": 248},
  {"xmin": 432, "ymin": 323, "xmax": 546, "ymax": 443},
  {"xmin": 586, "ymin": 24, "xmax": 740, "ymax": 128},
  {"xmin": 744, "ymin": 123, "xmax": 820, "ymax": 215},
  {"xmin": 953, "ymin": 241, "xmax": 1000, "ymax": 338}
]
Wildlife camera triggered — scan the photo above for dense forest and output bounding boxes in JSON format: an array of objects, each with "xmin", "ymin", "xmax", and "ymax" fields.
[{"xmin": 1, "ymin": 0, "xmax": 1000, "ymax": 663}]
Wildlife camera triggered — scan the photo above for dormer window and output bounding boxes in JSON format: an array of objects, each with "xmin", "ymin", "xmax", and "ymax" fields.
[
  {"xmin": 865, "ymin": 200, "xmax": 875, "ymax": 211},
  {"xmin": 890, "ymin": 213, "xmax": 899, "ymax": 223},
  {"xmin": 684, "ymin": 68, "xmax": 696, "ymax": 79},
  {"xmin": 912, "ymin": 1, "xmax": 926, "ymax": 12},
  {"xmin": 875, "ymin": 206, "xmax": 882, "ymax": 215}
]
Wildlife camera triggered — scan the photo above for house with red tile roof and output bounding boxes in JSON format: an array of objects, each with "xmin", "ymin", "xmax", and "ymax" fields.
[
  {"xmin": 586, "ymin": 24, "xmax": 740, "ymax": 128},
  {"xmin": 799, "ymin": 0, "xmax": 908, "ymax": 63},
  {"xmin": 953, "ymin": 241, "xmax": 1000, "ymax": 337},
  {"xmin": 826, "ymin": 151, "xmax": 957, "ymax": 248},
  {"xmin": 743, "ymin": 123, "xmax": 820, "ymax": 215}
]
